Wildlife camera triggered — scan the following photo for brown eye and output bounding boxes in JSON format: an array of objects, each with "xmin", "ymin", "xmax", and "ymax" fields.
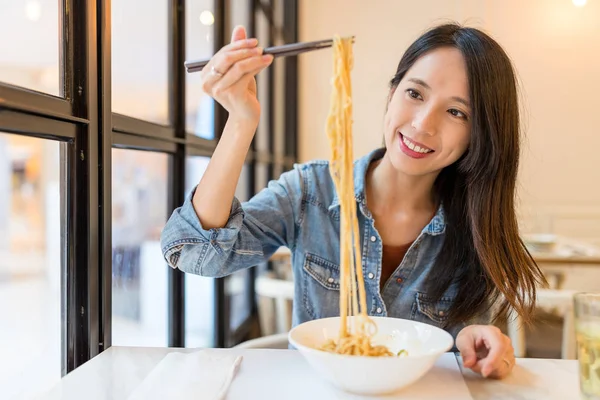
[
  {"xmin": 406, "ymin": 89, "xmax": 422, "ymax": 100},
  {"xmin": 448, "ymin": 108, "xmax": 468, "ymax": 120}
]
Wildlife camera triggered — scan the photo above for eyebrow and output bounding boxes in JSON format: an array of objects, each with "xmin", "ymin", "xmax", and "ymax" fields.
[{"xmin": 407, "ymin": 78, "xmax": 471, "ymax": 108}]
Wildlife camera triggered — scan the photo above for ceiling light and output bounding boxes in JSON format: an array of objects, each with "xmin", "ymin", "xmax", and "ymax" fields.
[
  {"xmin": 26, "ymin": 1, "xmax": 42, "ymax": 22},
  {"xmin": 199, "ymin": 11, "xmax": 214, "ymax": 26}
]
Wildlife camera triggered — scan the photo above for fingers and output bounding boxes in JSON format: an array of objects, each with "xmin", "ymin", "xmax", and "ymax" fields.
[
  {"xmin": 231, "ymin": 25, "xmax": 247, "ymax": 43},
  {"xmin": 483, "ymin": 336, "xmax": 515, "ymax": 379},
  {"xmin": 456, "ymin": 332, "xmax": 477, "ymax": 369},
  {"xmin": 204, "ymin": 39, "xmax": 259, "ymax": 75},
  {"xmin": 457, "ymin": 325, "xmax": 515, "ymax": 379},
  {"xmin": 212, "ymin": 54, "xmax": 273, "ymax": 92},
  {"xmin": 456, "ymin": 326, "xmax": 489, "ymax": 368},
  {"xmin": 201, "ymin": 39, "xmax": 264, "ymax": 93},
  {"xmin": 478, "ymin": 331, "xmax": 506, "ymax": 377},
  {"xmin": 210, "ymin": 46, "xmax": 264, "ymax": 78},
  {"xmin": 196, "ymin": 24, "xmax": 273, "ymax": 119}
]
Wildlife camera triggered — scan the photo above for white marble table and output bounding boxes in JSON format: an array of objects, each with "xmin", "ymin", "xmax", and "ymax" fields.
[{"xmin": 39, "ymin": 346, "xmax": 581, "ymax": 400}]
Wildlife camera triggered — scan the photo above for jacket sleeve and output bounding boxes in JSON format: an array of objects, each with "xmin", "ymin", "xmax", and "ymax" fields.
[{"xmin": 160, "ymin": 166, "xmax": 303, "ymax": 278}]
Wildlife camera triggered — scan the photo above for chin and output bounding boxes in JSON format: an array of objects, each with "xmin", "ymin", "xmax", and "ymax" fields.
[{"xmin": 386, "ymin": 150, "xmax": 433, "ymax": 177}]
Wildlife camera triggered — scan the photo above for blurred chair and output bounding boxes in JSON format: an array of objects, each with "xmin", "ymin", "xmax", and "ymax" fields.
[
  {"xmin": 507, "ymin": 288, "xmax": 578, "ymax": 359},
  {"xmin": 234, "ymin": 266, "xmax": 294, "ymax": 349},
  {"xmin": 255, "ymin": 270, "xmax": 294, "ymax": 335}
]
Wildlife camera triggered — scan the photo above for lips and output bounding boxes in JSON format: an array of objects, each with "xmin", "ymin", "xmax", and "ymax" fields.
[{"xmin": 397, "ymin": 131, "xmax": 434, "ymax": 159}]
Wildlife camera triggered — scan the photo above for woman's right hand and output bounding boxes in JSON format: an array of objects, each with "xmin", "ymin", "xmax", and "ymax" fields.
[{"xmin": 201, "ymin": 25, "xmax": 273, "ymax": 124}]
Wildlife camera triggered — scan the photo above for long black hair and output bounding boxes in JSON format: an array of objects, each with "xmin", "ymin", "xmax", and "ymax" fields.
[{"xmin": 389, "ymin": 23, "xmax": 546, "ymax": 326}]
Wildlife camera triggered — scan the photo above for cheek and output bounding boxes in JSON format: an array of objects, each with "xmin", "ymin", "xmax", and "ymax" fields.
[
  {"xmin": 383, "ymin": 111, "xmax": 395, "ymax": 144},
  {"xmin": 448, "ymin": 127, "xmax": 471, "ymax": 157},
  {"xmin": 383, "ymin": 101, "xmax": 407, "ymax": 135},
  {"xmin": 383, "ymin": 111, "xmax": 391, "ymax": 131}
]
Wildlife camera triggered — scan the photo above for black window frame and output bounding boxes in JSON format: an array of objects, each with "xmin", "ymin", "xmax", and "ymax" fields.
[{"xmin": 0, "ymin": 0, "xmax": 298, "ymax": 378}]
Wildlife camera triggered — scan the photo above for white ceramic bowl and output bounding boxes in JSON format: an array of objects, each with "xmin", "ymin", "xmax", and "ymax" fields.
[{"xmin": 288, "ymin": 316, "xmax": 454, "ymax": 396}]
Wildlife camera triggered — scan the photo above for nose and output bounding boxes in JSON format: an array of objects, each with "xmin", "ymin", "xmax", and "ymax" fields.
[{"xmin": 411, "ymin": 105, "xmax": 438, "ymax": 136}]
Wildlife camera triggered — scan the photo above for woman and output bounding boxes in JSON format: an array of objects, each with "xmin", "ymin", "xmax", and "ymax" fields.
[{"xmin": 161, "ymin": 23, "xmax": 546, "ymax": 379}]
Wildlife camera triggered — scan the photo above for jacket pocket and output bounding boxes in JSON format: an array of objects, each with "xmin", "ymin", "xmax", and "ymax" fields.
[
  {"xmin": 302, "ymin": 253, "xmax": 341, "ymax": 319},
  {"xmin": 411, "ymin": 292, "xmax": 454, "ymax": 327},
  {"xmin": 303, "ymin": 253, "xmax": 340, "ymax": 290}
]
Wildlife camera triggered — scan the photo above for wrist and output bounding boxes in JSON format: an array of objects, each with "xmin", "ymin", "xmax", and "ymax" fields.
[
  {"xmin": 227, "ymin": 115, "xmax": 259, "ymax": 132},
  {"xmin": 220, "ymin": 116, "xmax": 257, "ymax": 148}
]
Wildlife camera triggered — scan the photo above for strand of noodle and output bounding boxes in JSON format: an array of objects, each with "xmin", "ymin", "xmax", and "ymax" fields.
[
  {"xmin": 338, "ymin": 35, "xmax": 362, "ymax": 342},
  {"xmin": 339, "ymin": 37, "xmax": 366, "ymax": 345},
  {"xmin": 319, "ymin": 35, "xmax": 394, "ymax": 357},
  {"xmin": 338, "ymin": 37, "xmax": 367, "ymax": 336},
  {"xmin": 337, "ymin": 38, "xmax": 359, "ymax": 335},
  {"xmin": 340, "ymin": 38, "xmax": 364, "ymax": 327},
  {"xmin": 328, "ymin": 39, "xmax": 348, "ymax": 337}
]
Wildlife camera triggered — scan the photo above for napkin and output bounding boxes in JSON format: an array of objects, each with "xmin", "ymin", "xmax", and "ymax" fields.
[{"xmin": 128, "ymin": 350, "xmax": 243, "ymax": 400}]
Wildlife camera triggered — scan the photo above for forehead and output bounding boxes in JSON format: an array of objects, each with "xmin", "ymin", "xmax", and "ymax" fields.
[{"xmin": 403, "ymin": 47, "xmax": 469, "ymax": 97}]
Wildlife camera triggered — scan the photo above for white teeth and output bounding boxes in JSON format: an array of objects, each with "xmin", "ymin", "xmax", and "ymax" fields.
[{"xmin": 402, "ymin": 135, "xmax": 432, "ymax": 153}]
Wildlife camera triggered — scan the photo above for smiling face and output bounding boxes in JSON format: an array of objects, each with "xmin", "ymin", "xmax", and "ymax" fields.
[{"xmin": 383, "ymin": 47, "xmax": 472, "ymax": 177}]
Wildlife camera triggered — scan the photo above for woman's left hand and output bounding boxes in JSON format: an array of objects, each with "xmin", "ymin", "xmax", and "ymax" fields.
[{"xmin": 456, "ymin": 325, "xmax": 515, "ymax": 379}]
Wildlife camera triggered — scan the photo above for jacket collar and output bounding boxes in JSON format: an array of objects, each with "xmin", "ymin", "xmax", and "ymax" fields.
[
  {"xmin": 327, "ymin": 147, "xmax": 445, "ymax": 235},
  {"xmin": 328, "ymin": 148, "xmax": 385, "ymax": 210}
]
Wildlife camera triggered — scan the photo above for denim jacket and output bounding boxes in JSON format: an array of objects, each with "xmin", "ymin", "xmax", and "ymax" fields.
[{"xmin": 161, "ymin": 148, "xmax": 490, "ymax": 345}]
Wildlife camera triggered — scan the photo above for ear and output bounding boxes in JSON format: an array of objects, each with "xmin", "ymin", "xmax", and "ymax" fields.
[
  {"xmin": 387, "ymin": 86, "xmax": 397, "ymax": 104},
  {"xmin": 385, "ymin": 86, "xmax": 397, "ymax": 113}
]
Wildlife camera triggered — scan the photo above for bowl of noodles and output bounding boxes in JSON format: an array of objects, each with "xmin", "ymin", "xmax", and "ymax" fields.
[{"xmin": 288, "ymin": 316, "xmax": 454, "ymax": 396}]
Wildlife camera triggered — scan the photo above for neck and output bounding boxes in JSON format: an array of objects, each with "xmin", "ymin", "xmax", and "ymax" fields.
[{"xmin": 366, "ymin": 152, "xmax": 439, "ymax": 214}]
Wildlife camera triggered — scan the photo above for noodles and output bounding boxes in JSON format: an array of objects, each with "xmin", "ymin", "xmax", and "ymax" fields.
[{"xmin": 317, "ymin": 36, "xmax": 399, "ymax": 357}]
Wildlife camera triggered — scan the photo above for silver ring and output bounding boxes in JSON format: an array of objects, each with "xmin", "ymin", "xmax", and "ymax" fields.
[{"xmin": 211, "ymin": 66, "xmax": 224, "ymax": 77}]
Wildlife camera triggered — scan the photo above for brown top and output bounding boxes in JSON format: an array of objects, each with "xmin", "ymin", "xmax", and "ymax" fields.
[{"xmin": 380, "ymin": 242, "xmax": 413, "ymax": 289}]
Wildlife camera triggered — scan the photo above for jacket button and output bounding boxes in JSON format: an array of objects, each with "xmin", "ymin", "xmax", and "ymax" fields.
[
  {"xmin": 368, "ymin": 273, "xmax": 374, "ymax": 279},
  {"xmin": 396, "ymin": 278, "xmax": 403, "ymax": 283},
  {"xmin": 370, "ymin": 236, "xmax": 376, "ymax": 242},
  {"xmin": 328, "ymin": 277, "xmax": 334, "ymax": 283},
  {"xmin": 376, "ymin": 307, "xmax": 382, "ymax": 314}
]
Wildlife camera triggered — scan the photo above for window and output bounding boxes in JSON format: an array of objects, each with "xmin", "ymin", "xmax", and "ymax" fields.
[
  {"xmin": 0, "ymin": 134, "xmax": 64, "ymax": 398},
  {"xmin": 111, "ymin": 149, "xmax": 170, "ymax": 346},
  {"xmin": 255, "ymin": 162, "xmax": 269, "ymax": 193},
  {"xmin": 186, "ymin": 0, "xmax": 216, "ymax": 138},
  {"xmin": 112, "ymin": 0, "xmax": 169, "ymax": 124},
  {"xmin": 184, "ymin": 156, "xmax": 214, "ymax": 347},
  {"xmin": 0, "ymin": 1, "xmax": 61, "ymax": 96},
  {"xmin": 255, "ymin": 3, "xmax": 272, "ymax": 154},
  {"xmin": 184, "ymin": 156, "xmax": 252, "ymax": 346},
  {"xmin": 0, "ymin": 0, "xmax": 298, "ymax": 379},
  {"xmin": 226, "ymin": 165, "xmax": 251, "ymax": 334}
]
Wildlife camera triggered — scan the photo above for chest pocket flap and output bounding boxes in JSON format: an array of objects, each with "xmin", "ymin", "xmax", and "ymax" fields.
[
  {"xmin": 303, "ymin": 253, "xmax": 340, "ymax": 290},
  {"xmin": 415, "ymin": 292, "xmax": 453, "ymax": 325}
]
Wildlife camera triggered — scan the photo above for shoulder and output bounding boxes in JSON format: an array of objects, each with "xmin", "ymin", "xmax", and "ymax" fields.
[
  {"xmin": 266, "ymin": 159, "xmax": 335, "ymax": 212},
  {"xmin": 292, "ymin": 159, "xmax": 334, "ymax": 194},
  {"xmin": 276, "ymin": 158, "xmax": 334, "ymax": 186},
  {"xmin": 273, "ymin": 148, "xmax": 380, "ymax": 206},
  {"xmin": 257, "ymin": 159, "xmax": 331, "ymax": 200},
  {"xmin": 293, "ymin": 158, "xmax": 331, "ymax": 173}
]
